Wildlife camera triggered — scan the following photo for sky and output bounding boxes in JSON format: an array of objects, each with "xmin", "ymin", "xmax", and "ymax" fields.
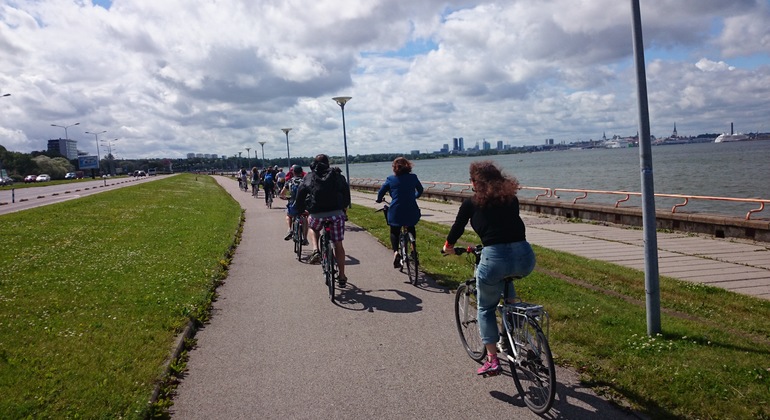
[{"xmin": 1, "ymin": 0, "xmax": 769, "ymax": 160}]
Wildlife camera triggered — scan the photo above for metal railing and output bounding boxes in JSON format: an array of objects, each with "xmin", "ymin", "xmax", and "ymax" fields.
[
  {"xmin": 351, "ymin": 178, "xmax": 769, "ymax": 221},
  {"xmin": 550, "ymin": 188, "xmax": 769, "ymax": 220}
]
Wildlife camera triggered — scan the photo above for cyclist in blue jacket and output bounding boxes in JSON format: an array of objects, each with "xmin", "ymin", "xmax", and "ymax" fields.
[{"xmin": 376, "ymin": 157, "xmax": 424, "ymax": 268}]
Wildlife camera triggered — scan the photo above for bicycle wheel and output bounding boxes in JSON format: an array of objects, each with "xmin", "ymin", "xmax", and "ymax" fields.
[
  {"xmin": 454, "ymin": 283, "xmax": 485, "ymax": 362},
  {"xmin": 510, "ymin": 319, "xmax": 556, "ymax": 414},
  {"xmin": 321, "ymin": 235, "xmax": 335, "ymax": 302},
  {"xmin": 268, "ymin": 192, "xmax": 273, "ymax": 209},
  {"xmin": 398, "ymin": 233, "xmax": 408, "ymax": 274},
  {"xmin": 406, "ymin": 240, "xmax": 419, "ymax": 285},
  {"xmin": 293, "ymin": 218, "xmax": 302, "ymax": 260}
]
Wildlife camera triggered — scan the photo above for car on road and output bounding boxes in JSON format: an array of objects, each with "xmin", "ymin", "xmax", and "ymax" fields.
[
  {"xmin": 36, "ymin": 174, "xmax": 51, "ymax": 182},
  {"xmin": 24, "ymin": 175, "xmax": 38, "ymax": 183},
  {"xmin": 0, "ymin": 176, "xmax": 13, "ymax": 186},
  {"xmin": 65, "ymin": 172, "xmax": 77, "ymax": 179},
  {"xmin": 147, "ymin": 168, "xmax": 157, "ymax": 176}
]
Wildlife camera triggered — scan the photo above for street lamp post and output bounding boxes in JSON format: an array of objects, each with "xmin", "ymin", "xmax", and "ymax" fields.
[
  {"xmin": 258, "ymin": 141, "xmax": 266, "ymax": 167},
  {"xmin": 332, "ymin": 96, "xmax": 352, "ymax": 187},
  {"xmin": 52, "ymin": 122, "xmax": 80, "ymax": 140},
  {"xmin": 85, "ymin": 130, "xmax": 106, "ymax": 176},
  {"xmin": 245, "ymin": 147, "xmax": 251, "ymax": 169},
  {"xmin": 100, "ymin": 138, "xmax": 118, "ymax": 175},
  {"xmin": 281, "ymin": 128, "xmax": 292, "ymax": 169},
  {"xmin": 238, "ymin": 152, "xmax": 242, "ymax": 169}
]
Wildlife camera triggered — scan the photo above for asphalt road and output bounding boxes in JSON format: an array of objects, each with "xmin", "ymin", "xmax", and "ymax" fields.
[
  {"xmin": 0, "ymin": 175, "xmax": 165, "ymax": 215},
  {"xmin": 170, "ymin": 176, "xmax": 640, "ymax": 419}
]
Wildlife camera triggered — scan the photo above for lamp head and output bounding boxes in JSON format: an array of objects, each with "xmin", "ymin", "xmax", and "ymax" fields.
[
  {"xmin": 281, "ymin": 128, "xmax": 292, "ymax": 134},
  {"xmin": 332, "ymin": 96, "xmax": 352, "ymax": 107}
]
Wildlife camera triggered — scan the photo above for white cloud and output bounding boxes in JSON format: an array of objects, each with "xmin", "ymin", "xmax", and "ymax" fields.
[{"xmin": 0, "ymin": 0, "xmax": 769, "ymax": 159}]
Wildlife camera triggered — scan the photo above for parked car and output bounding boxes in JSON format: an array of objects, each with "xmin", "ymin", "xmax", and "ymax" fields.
[
  {"xmin": 0, "ymin": 176, "xmax": 13, "ymax": 186},
  {"xmin": 135, "ymin": 171, "xmax": 147, "ymax": 177},
  {"xmin": 36, "ymin": 174, "xmax": 51, "ymax": 182},
  {"xmin": 147, "ymin": 168, "xmax": 157, "ymax": 176},
  {"xmin": 65, "ymin": 172, "xmax": 77, "ymax": 179},
  {"xmin": 24, "ymin": 174, "xmax": 38, "ymax": 183}
]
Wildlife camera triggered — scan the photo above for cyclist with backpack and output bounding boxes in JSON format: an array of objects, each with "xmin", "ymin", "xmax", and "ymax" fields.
[
  {"xmin": 280, "ymin": 165, "xmax": 308, "ymax": 243},
  {"xmin": 294, "ymin": 154, "xmax": 351, "ymax": 286},
  {"xmin": 262, "ymin": 167, "xmax": 276, "ymax": 206}
]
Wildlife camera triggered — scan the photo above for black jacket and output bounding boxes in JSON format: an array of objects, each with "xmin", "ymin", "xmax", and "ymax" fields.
[{"xmin": 294, "ymin": 166, "xmax": 351, "ymax": 214}]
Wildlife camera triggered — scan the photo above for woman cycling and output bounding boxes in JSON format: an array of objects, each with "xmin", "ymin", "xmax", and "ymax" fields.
[
  {"xmin": 376, "ymin": 157, "xmax": 424, "ymax": 268},
  {"xmin": 442, "ymin": 160, "xmax": 535, "ymax": 376}
]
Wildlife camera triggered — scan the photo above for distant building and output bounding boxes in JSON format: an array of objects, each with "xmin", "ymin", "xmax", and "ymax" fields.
[
  {"xmin": 441, "ymin": 144, "xmax": 449, "ymax": 153},
  {"xmin": 187, "ymin": 153, "xmax": 196, "ymax": 159},
  {"xmin": 47, "ymin": 139, "xmax": 78, "ymax": 160},
  {"xmin": 459, "ymin": 137, "xmax": 464, "ymax": 151},
  {"xmin": 410, "ymin": 150, "xmax": 420, "ymax": 155},
  {"xmin": 496, "ymin": 140, "xmax": 503, "ymax": 150},
  {"xmin": 482, "ymin": 140, "xmax": 491, "ymax": 151}
]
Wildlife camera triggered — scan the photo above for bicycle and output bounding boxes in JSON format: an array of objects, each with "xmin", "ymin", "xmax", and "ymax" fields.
[
  {"xmin": 291, "ymin": 212, "xmax": 308, "ymax": 261},
  {"xmin": 450, "ymin": 245, "xmax": 556, "ymax": 414},
  {"xmin": 319, "ymin": 220, "xmax": 337, "ymax": 302},
  {"xmin": 375, "ymin": 200, "xmax": 419, "ymax": 285},
  {"xmin": 265, "ymin": 188, "xmax": 274, "ymax": 208},
  {"xmin": 251, "ymin": 182, "xmax": 259, "ymax": 198}
]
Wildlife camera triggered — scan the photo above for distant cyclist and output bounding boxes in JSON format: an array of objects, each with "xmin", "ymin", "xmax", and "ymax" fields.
[
  {"xmin": 294, "ymin": 154, "xmax": 351, "ymax": 285},
  {"xmin": 262, "ymin": 167, "xmax": 276, "ymax": 206},
  {"xmin": 376, "ymin": 157, "xmax": 424, "ymax": 268},
  {"xmin": 250, "ymin": 167, "xmax": 260, "ymax": 196},
  {"xmin": 240, "ymin": 168, "xmax": 249, "ymax": 192},
  {"xmin": 276, "ymin": 167, "xmax": 286, "ymax": 192},
  {"xmin": 280, "ymin": 165, "xmax": 308, "ymax": 243}
]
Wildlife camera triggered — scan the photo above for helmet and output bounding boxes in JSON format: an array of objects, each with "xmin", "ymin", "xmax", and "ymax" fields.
[{"xmin": 292, "ymin": 164, "xmax": 303, "ymax": 174}]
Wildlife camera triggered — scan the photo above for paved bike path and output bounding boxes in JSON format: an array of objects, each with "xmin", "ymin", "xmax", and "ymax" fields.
[{"xmin": 171, "ymin": 176, "xmax": 638, "ymax": 419}]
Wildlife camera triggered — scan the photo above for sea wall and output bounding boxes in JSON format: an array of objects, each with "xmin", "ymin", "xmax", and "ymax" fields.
[{"xmin": 350, "ymin": 181, "xmax": 770, "ymax": 243}]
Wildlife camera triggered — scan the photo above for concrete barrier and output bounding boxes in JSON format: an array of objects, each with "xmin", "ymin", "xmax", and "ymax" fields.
[{"xmin": 350, "ymin": 181, "xmax": 770, "ymax": 243}]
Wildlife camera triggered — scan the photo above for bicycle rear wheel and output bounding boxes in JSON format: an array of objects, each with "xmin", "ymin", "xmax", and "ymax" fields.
[
  {"xmin": 405, "ymin": 240, "xmax": 419, "ymax": 285},
  {"xmin": 322, "ymin": 235, "xmax": 335, "ymax": 302},
  {"xmin": 510, "ymin": 320, "xmax": 556, "ymax": 414},
  {"xmin": 454, "ymin": 283, "xmax": 485, "ymax": 362},
  {"xmin": 293, "ymin": 219, "xmax": 302, "ymax": 260}
]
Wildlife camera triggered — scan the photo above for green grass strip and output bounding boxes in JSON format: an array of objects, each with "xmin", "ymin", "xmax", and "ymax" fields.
[
  {"xmin": 347, "ymin": 204, "xmax": 770, "ymax": 420},
  {"xmin": 0, "ymin": 174, "xmax": 241, "ymax": 418}
]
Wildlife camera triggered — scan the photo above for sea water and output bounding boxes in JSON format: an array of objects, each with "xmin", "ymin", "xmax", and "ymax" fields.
[{"xmin": 348, "ymin": 141, "xmax": 770, "ymax": 217}]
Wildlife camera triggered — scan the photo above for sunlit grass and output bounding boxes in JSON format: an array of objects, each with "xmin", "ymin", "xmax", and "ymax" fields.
[
  {"xmin": 0, "ymin": 174, "xmax": 241, "ymax": 418},
  {"xmin": 347, "ymin": 204, "xmax": 770, "ymax": 419}
]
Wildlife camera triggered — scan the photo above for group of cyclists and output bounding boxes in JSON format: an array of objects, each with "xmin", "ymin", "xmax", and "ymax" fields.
[
  {"xmin": 249, "ymin": 155, "xmax": 536, "ymax": 377},
  {"xmin": 238, "ymin": 165, "xmax": 289, "ymax": 207}
]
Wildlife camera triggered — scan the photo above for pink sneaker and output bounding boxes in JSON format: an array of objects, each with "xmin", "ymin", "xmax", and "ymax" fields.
[{"xmin": 477, "ymin": 357, "xmax": 502, "ymax": 376}]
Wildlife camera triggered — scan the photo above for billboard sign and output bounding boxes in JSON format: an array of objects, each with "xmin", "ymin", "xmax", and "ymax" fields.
[{"xmin": 78, "ymin": 156, "xmax": 99, "ymax": 170}]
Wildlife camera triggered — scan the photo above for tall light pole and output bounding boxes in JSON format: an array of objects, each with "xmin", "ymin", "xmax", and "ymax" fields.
[
  {"xmin": 238, "ymin": 151, "xmax": 242, "ymax": 169},
  {"xmin": 281, "ymin": 128, "xmax": 292, "ymax": 169},
  {"xmin": 245, "ymin": 147, "xmax": 251, "ymax": 169},
  {"xmin": 85, "ymin": 130, "xmax": 106, "ymax": 175},
  {"xmin": 332, "ymin": 96, "xmax": 352, "ymax": 186},
  {"xmin": 52, "ymin": 122, "xmax": 80, "ymax": 140},
  {"xmin": 258, "ymin": 141, "xmax": 266, "ymax": 167},
  {"xmin": 100, "ymin": 138, "xmax": 118, "ymax": 175}
]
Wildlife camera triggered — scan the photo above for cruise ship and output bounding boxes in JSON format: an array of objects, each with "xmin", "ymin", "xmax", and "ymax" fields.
[{"xmin": 715, "ymin": 122, "xmax": 749, "ymax": 143}]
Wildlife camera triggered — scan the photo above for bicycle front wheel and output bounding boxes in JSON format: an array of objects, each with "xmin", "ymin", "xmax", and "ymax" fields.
[
  {"xmin": 510, "ymin": 320, "xmax": 556, "ymax": 414},
  {"xmin": 454, "ymin": 283, "xmax": 485, "ymax": 362},
  {"xmin": 293, "ymin": 220, "xmax": 302, "ymax": 260}
]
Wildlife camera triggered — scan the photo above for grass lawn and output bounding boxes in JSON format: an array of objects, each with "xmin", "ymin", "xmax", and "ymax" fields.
[
  {"xmin": 0, "ymin": 174, "xmax": 241, "ymax": 418},
  {"xmin": 346, "ymin": 204, "xmax": 770, "ymax": 420}
]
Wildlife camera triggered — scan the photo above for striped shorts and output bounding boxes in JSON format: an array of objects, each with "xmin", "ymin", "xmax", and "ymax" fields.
[{"xmin": 308, "ymin": 214, "xmax": 346, "ymax": 242}]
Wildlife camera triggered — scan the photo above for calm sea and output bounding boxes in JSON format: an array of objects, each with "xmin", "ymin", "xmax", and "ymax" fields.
[{"xmin": 348, "ymin": 141, "xmax": 770, "ymax": 217}]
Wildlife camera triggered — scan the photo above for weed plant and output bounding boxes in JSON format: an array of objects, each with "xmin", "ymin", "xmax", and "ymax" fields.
[
  {"xmin": 0, "ymin": 174, "xmax": 241, "ymax": 418},
  {"xmin": 347, "ymin": 204, "xmax": 770, "ymax": 419}
]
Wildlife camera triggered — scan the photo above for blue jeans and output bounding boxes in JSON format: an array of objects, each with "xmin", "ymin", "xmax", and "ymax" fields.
[{"xmin": 476, "ymin": 241, "xmax": 536, "ymax": 344}]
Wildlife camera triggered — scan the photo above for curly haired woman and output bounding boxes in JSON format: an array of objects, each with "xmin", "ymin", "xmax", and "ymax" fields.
[{"xmin": 443, "ymin": 160, "xmax": 536, "ymax": 375}]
